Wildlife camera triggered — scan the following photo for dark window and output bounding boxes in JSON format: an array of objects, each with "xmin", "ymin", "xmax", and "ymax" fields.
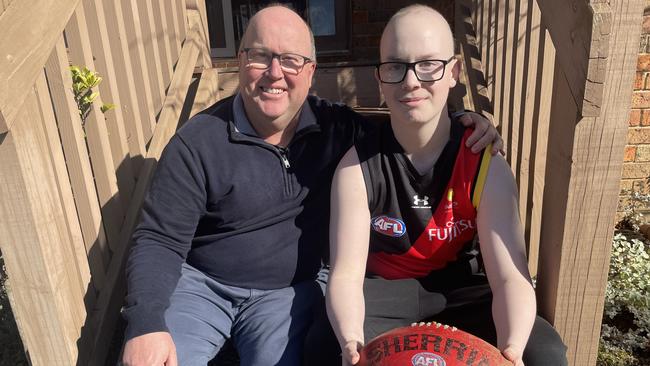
[{"xmin": 207, "ymin": 0, "xmax": 349, "ymax": 58}]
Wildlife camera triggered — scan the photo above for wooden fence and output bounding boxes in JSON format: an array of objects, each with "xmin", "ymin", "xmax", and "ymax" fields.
[
  {"xmin": 457, "ymin": 0, "xmax": 643, "ymax": 364},
  {"xmin": 0, "ymin": 0, "xmax": 218, "ymax": 364}
]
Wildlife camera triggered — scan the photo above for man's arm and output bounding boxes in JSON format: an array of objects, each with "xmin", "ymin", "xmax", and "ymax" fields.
[
  {"xmin": 122, "ymin": 135, "xmax": 206, "ymax": 365},
  {"xmin": 476, "ymin": 155, "xmax": 535, "ymax": 366},
  {"xmin": 326, "ymin": 147, "xmax": 371, "ymax": 366},
  {"xmin": 456, "ymin": 111, "xmax": 504, "ymax": 155}
]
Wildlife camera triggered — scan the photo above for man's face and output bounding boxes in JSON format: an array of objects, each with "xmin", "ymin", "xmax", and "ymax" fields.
[
  {"xmin": 378, "ymin": 13, "xmax": 457, "ymax": 125},
  {"xmin": 238, "ymin": 8, "xmax": 316, "ymax": 127}
]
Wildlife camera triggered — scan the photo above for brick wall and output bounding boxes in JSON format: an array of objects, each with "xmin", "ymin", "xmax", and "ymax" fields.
[
  {"xmin": 213, "ymin": 0, "xmax": 455, "ymax": 67},
  {"xmin": 618, "ymin": 3, "xmax": 650, "ymax": 220},
  {"xmin": 346, "ymin": 0, "xmax": 455, "ymax": 62}
]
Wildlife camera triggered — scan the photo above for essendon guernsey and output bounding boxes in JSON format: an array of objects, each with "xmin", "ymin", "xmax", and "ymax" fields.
[{"xmin": 356, "ymin": 116, "xmax": 492, "ymax": 279}]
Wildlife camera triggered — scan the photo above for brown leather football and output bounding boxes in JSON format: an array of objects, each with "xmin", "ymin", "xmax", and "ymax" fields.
[{"xmin": 357, "ymin": 322, "xmax": 513, "ymax": 366}]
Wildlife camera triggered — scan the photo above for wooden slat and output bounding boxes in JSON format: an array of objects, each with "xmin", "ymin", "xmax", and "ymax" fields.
[
  {"xmin": 537, "ymin": 0, "xmax": 610, "ymax": 117},
  {"xmin": 186, "ymin": 0, "xmax": 212, "ymax": 68},
  {"xmin": 0, "ymin": 87, "xmax": 86, "ymax": 366},
  {"xmin": 102, "ymin": 0, "xmax": 147, "ymax": 173},
  {"xmin": 65, "ymin": 5, "xmax": 124, "ymax": 253},
  {"xmin": 517, "ymin": 0, "xmax": 545, "ymax": 276},
  {"xmin": 45, "ymin": 37, "xmax": 109, "ymax": 290},
  {"xmin": 527, "ymin": 21, "xmax": 556, "ymax": 279},
  {"xmin": 151, "ymin": 0, "xmax": 173, "ymax": 90},
  {"xmin": 87, "ymin": 22, "xmax": 203, "ymax": 366},
  {"xmin": 120, "ymin": 0, "xmax": 157, "ymax": 142},
  {"xmin": 507, "ymin": 0, "xmax": 526, "ymax": 184},
  {"xmin": 178, "ymin": 0, "xmax": 188, "ymax": 44},
  {"xmin": 83, "ymin": 0, "xmax": 136, "ymax": 211},
  {"xmin": 138, "ymin": 0, "xmax": 166, "ymax": 114},
  {"xmin": 34, "ymin": 71, "xmax": 92, "ymax": 297},
  {"xmin": 0, "ymin": 0, "xmax": 80, "ymax": 134},
  {"xmin": 537, "ymin": 1, "xmax": 643, "ymax": 365},
  {"xmin": 190, "ymin": 68, "xmax": 221, "ymax": 118},
  {"xmin": 500, "ymin": 0, "xmax": 516, "ymax": 161},
  {"xmin": 491, "ymin": 0, "xmax": 507, "ymax": 131},
  {"xmin": 167, "ymin": 0, "xmax": 182, "ymax": 62}
]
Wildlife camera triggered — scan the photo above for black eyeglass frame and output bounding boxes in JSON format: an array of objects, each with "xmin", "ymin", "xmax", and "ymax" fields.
[
  {"xmin": 240, "ymin": 47, "xmax": 314, "ymax": 74},
  {"xmin": 376, "ymin": 56, "xmax": 456, "ymax": 84}
]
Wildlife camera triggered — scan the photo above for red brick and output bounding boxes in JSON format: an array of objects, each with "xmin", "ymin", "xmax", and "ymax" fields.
[
  {"xmin": 352, "ymin": 10, "xmax": 369, "ymax": 24},
  {"xmin": 635, "ymin": 72, "xmax": 646, "ymax": 89},
  {"xmin": 638, "ymin": 54, "xmax": 650, "ymax": 71},
  {"xmin": 632, "ymin": 91, "xmax": 650, "ymax": 108},
  {"xmin": 643, "ymin": 15, "xmax": 650, "ymax": 34},
  {"xmin": 630, "ymin": 109, "xmax": 642, "ymax": 126},
  {"xmin": 642, "ymin": 110, "xmax": 650, "ymax": 126},
  {"xmin": 624, "ymin": 146, "xmax": 637, "ymax": 162}
]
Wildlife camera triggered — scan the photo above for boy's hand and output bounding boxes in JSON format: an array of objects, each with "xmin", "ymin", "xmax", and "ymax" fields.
[
  {"xmin": 341, "ymin": 339, "xmax": 363, "ymax": 366},
  {"xmin": 502, "ymin": 344, "xmax": 525, "ymax": 366}
]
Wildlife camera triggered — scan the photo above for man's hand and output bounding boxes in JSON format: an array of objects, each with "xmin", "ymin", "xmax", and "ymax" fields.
[
  {"xmin": 458, "ymin": 112, "xmax": 505, "ymax": 155},
  {"xmin": 341, "ymin": 340, "xmax": 363, "ymax": 366},
  {"xmin": 502, "ymin": 344, "xmax": 524, "ymax": 366},
  {"xmin": 122, "ymin": 332, "xmax": 177, "ymax": 366}
]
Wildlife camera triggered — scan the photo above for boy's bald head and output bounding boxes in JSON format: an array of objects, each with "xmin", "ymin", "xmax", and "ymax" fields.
[{"xmin": 380, "ymin": 5, "xmax": 454, "ymax": 61}]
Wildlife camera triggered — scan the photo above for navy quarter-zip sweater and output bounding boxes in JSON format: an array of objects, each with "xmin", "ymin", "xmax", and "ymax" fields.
[{"xmin": 123, "ymin": 95, "xmax": 371, "ymax": 339}]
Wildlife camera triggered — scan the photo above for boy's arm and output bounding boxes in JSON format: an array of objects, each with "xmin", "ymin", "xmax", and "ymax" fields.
[
  {"xmin": 327, "ymin": 147, "xmax": 371, "ymax": 366},
  {"xmin": 477, "ymin": 155, "xmax": 535, "ymax": 366}
]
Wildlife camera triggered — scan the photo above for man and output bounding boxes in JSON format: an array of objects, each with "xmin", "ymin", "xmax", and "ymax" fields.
[{"xmin": 121, "ymin": 5, "xmax": 501, "ymax": 366}]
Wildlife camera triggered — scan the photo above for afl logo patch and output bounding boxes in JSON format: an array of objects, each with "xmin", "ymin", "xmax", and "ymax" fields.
[
  {"xmin": 411, "ymin": 352, "xmax": 446, "ymax": 366},
  {"xmin": 371, "ymin": 216, "xmax": 406, "ymax": 237}
]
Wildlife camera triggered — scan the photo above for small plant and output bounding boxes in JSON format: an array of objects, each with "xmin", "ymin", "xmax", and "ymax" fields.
[
  {"xmin": 70, "ymin": 66, "xmax": 115, "ymax": 124},
  {"xmin": 599, "ymin": 178, "xmax": 650, "ymax": 366}
]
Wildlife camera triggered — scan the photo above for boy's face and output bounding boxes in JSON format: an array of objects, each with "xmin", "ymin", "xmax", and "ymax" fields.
[{"xmin": 378, "ymin": 12, "xmax": 458, "ymax": 125}]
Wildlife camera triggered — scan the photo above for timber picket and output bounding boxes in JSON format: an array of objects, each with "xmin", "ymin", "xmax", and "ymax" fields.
[
  {"xmin": 83, "ymin": 0, "xmax": 136, "ymax": 211},
  {"xmin": 45, "ymin": 37, "xmax": 109, "ymax": 291},
  {"xmin": 34, "ymin": 70, "xmax": 92, "ymax": 299},
  {"xmin": 168, "ymin": 0, "xmax": 182, "ymax": 62},
  {"xmin": 101, "ymin": 0, "xmax": 147, "ymax": 173},
  {"xmin": 0, "ymin": 0, "xmax": 81, "ymax": 134},
  {"xmin": 137, "ymin": 0, "xmax": 166, "ymax": 115},
  {"xmin": 151, "ymin": 0, "xmax": 173, "ymax": 89},
  {"xmin": 120, "ymin": 0, "xmax": 157, "ymax": 142},
  {"xmin": 526, "ymin": 21, "xmax": 555, "ymax": 278},
  {"xmin": 65, "ymin": 4, "xmax": 124, "ymax": 255}
]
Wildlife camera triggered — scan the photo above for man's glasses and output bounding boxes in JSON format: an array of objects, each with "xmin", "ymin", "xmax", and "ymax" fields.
[
  {"xmin": 241, "ymin": 47, "xmax": 313, "ymax": 75},
  {"xmin": 376, "ymin": 57, "xmax": 455, "ymax": 83}
]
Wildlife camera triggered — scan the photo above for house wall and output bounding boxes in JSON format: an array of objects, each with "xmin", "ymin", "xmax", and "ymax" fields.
[{"xmin": 619, "ymin": 2, "xmax": 650, "ymax": 219}]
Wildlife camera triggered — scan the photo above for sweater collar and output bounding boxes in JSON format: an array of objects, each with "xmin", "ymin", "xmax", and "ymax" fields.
[{"xmin": 232, "ymin": 93, "xmax": 317, "ymax": 137}]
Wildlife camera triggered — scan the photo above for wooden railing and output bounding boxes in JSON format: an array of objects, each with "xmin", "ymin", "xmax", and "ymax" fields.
[
  {"xmin": 457, "ymin": 0, "xmax": 644, "ymax": 365},
  {"xmin": 0, "ymin": 0, "xmax": 219, "ymax": 364}
]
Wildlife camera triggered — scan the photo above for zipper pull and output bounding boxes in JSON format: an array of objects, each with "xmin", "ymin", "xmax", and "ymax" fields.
[
  {"xmin": 281, "ymin": 154, "xmax": 291, "ymax": 169},
  {"xmin": 278, "ymin": 147, "xmax": 291, "ymax": 169}
]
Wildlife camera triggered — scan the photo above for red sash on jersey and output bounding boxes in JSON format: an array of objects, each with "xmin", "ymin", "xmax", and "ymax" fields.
[{"xmin": 367, "ymin": 130, "xmax": 492, "ymax": 279}]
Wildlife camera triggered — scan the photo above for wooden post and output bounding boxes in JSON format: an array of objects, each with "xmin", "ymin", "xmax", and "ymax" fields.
[{"xmin": 537, "ymin": 1, "xmax": 644, "ymax": 365}]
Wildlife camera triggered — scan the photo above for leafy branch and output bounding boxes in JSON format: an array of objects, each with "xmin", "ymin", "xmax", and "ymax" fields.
[{"xmin": 70, "ymin": 66, "xmax": 115, "ymax": 125}]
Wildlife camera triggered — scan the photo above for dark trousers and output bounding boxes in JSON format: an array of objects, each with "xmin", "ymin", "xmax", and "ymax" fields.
[{"xmin": 303, "ymin": 274, "xmax": 568, "ymax": 366}]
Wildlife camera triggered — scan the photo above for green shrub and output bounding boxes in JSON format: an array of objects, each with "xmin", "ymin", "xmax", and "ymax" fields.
[{"xmin": 598, "ymin": 232, "xmax": 650, "ymax": 366}]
